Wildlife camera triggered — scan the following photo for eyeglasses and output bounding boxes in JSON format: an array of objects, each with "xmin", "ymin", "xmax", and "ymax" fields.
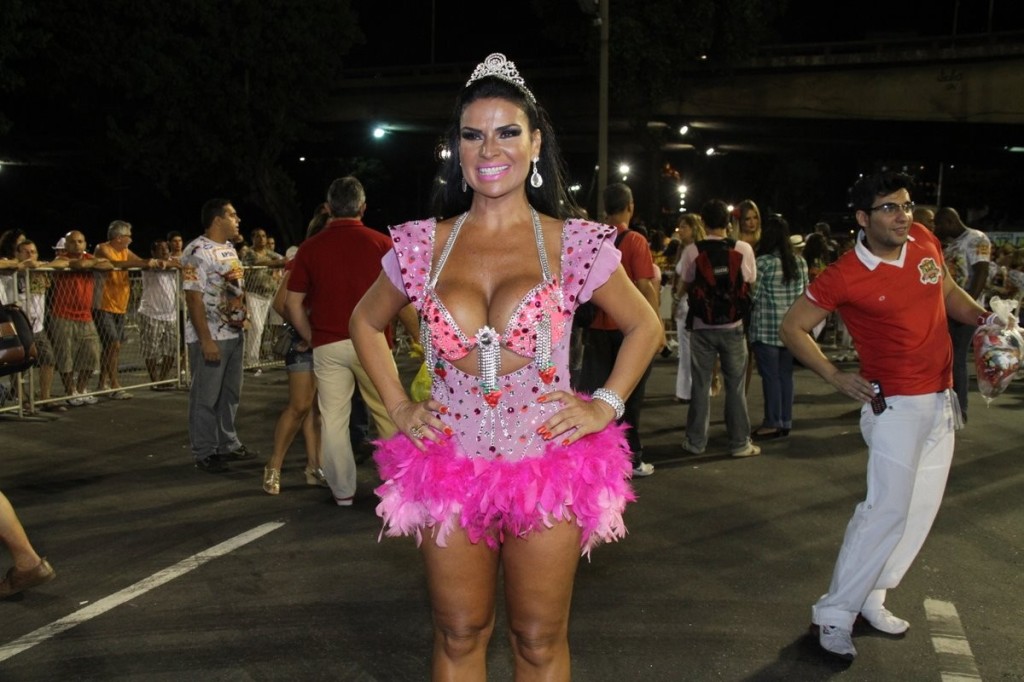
[{"xmin": 867, "ymin": 202, "xmax": 915, "ymax": 215}]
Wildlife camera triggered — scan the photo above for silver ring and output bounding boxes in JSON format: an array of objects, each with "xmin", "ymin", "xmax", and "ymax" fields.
[{"xmin": 410, "ymin": 426, "xmax": 422, "ymax": 438}]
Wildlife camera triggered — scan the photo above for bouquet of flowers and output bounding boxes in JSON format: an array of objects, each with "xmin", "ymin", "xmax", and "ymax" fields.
[{"xmin": 973, "ymin": 297, "xmax": 1023, "ymax": 403}]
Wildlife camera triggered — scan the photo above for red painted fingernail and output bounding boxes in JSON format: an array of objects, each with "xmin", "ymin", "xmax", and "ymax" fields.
[
  {"xmin": 443, "ymin": 427, "xmax": 453, "ymax": 436},
  {"xmin": 561, "ymin": 439, "xmax": 570, "ymax": 446},
  {"xmin": 537, "ymin": 395, "xmax": 547, "ymax": 403},
  {"xmin": 439, "ymin": 406, "xmax": 449, "ymax": 414}
]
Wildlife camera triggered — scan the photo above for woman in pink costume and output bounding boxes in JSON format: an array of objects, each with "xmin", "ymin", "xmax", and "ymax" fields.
[{"xmin": 350, "ymin": 54, "xmax": 662, "ymax": 679}]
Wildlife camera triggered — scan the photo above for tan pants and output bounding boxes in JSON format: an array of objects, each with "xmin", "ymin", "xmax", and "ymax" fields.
[{"xmin": 312, "ymin": 338, "xmax": 395, "ymax": 500}]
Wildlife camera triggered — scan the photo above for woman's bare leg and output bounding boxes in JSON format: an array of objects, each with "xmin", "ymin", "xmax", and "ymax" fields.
[
  {"xmin": 0, "ymin": 491, "xmax": 42, "ymax": 571},
  {"xmin": 421, "ymin": 528, "xmax": 500, "ymax": 681},
  {"xmin": 502, "ymin": 522, "xmax": 582, "ymax": 681},
  {"xmin": 267, "ymin": 370, "xmax": 316, "ymax": 472}
]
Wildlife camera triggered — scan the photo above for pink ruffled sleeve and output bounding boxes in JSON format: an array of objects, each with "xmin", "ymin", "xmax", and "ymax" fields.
[
  {"xmin": 578, "ymin": 235, "xmax": 622, "ymax": 303},
  {"xmin": 385, "ymin": 218, "xmax": 435, "ymax": 311},
  {"xmin": 381, "ymin": 249, "xmax": 403, "ymax": 293},
  {"xmin": 560, "ymin": 219, "xmax": 619, "ymax": 310}
]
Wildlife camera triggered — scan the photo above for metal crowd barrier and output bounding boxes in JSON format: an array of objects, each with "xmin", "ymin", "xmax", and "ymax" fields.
[{"xmin": 1, "ymin": 264, "xmax": 284, "ymax": 419}]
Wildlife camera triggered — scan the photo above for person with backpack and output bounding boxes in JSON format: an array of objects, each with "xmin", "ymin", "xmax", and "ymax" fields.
[{"xmin": 677, "ymin": 199, "xmax": 760, "ymax": 458}]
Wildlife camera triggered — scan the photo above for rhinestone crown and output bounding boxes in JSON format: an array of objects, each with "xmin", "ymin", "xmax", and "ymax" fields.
[{"xmin": 465, "ymin": 53, "xmax": 536, "ymax": 104}]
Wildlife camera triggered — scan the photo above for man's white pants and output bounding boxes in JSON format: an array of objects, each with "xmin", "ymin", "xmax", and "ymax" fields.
[
  {"xmin": 812, "ymin": 391, "xmax": 956, "ymax": 630},
  {"xmin": 313, "ymin": 339, "xmax": 395, "ymax": 501},
  {"xmin": 244, "ymin": 293, "xmax": 271, "ymax": 367}
]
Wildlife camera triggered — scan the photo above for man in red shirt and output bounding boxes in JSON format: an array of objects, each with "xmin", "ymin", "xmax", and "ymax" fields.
[
  {"xmin": 286, "ymin": 177, "xmax": 397, "ymax": 506},
  {"xmin": 576, "ymin": 183, "xmax": 660, "ymax": 476},
  {"xmin": 781, "ymin": 172, "xmax": 993, "ymax": 662},
  {"xmin": 49, "ymin": 230, "xmax": 113, "ymax": 405}
]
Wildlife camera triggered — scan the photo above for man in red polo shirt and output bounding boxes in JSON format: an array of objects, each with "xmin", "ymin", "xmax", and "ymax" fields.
[
  {"xmin": 781, "ymin": 171, "xmax": 995, "ymax": 662},
  {"xmin": 576, "ymin": 182, "xmax": 661, "ymax": 476},
  {"xmin": 286, "ymin": 177, "xmax": 398, "ymax": 506}
]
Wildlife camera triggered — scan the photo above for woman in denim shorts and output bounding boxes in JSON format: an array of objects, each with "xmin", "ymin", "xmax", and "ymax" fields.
[{"xmin": 262, "ymin": 234, "xmax": 327, "ymax": 495}]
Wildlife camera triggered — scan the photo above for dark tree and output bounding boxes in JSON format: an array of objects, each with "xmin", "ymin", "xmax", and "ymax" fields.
[{"xmin": 7, "ymin": 0, "xmax": 362, "ymax": 242}]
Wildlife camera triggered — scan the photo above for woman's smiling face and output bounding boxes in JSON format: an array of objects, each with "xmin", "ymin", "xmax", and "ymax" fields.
[{"xmin": 459, "ymin": 97, "xmax": 541, "ymax": 197}]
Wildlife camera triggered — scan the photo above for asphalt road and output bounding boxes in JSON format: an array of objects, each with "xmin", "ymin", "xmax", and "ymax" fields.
[{"xmin": 2, "ymin": 355, "xmax": 1022, "ymax": 681}]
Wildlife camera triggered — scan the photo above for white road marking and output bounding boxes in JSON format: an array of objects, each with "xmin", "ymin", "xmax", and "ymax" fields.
[
  {"xmin": 0, "ymin": 521, "xmax": 284, "ymax": 663},
  {"xmin": 924, "ymin": 598, "xmax": 983, "ymax": 682}
]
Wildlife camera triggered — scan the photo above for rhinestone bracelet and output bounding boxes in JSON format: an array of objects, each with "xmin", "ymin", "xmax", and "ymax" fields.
[{"xmin": 591, "ymin": 388, "xmax": 625, "ymax": 421}]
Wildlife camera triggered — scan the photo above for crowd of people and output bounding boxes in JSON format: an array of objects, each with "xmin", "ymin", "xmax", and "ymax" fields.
[
  {"xmin": 0, "ymin": 220, "xmax": 297, "ymax": 411},
  {"xmin": 1, "ymin": 224, "xmax": 178, "ymax": 410},
  {"xmin": 3, "ymin": 51, "xmax": 1022, "ymax": 678}
]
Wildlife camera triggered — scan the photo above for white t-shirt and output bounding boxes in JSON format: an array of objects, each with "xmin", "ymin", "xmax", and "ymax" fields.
[{"xmin": 138, "ymin": 270, "xmax": 179, "ymax": 322}]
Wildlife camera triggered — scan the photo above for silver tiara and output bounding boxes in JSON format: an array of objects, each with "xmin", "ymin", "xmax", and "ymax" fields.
[{"xmin": 465, "ymin": 53, "xmax": 536, "ymax": 104}]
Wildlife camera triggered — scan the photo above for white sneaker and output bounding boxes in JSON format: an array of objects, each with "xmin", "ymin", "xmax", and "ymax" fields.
[
  {"xmin": 80, "ymin": 394, "xmax": 99, "ymax": 405},
  {"xmin": 818, "ymin": 624, "xmax": 857, "ymax": 660},
  {"xmin": 67, "ymin": 392, "xmax": 85, "ymax": 407},
  {"xmin": 731, "ymin": 442, "xmax": 762, "ymax": 458},
  {"xmin": 632, "ymin": 462, "xmax": 655, "ymax": 477},
  {"xmin": 861, "ymin": 608, "xmax": 910, "ymax": 635}
]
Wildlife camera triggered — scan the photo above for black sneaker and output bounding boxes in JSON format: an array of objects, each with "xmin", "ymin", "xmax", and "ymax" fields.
[
  {"xmin": 223, "ymin": 445, "xmax": 256, "ymax": 460},
  {"xmin": 196, "ymin": 457, "xmax": 229, "ymax": 473}
]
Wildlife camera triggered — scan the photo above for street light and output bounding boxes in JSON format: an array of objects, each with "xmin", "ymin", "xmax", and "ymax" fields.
[
  {"xmin": 372, "ymin": 127, "xmax": 386, "ymax": 139},
  {"xmin": 618, "ymin": 163, "xmax": 630, "ymax": 181}
]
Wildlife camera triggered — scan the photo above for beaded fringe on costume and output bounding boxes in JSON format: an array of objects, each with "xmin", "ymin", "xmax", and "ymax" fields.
[{"xmin": 373, "ymin": 424, "xmax": 635, "ymax": 557}]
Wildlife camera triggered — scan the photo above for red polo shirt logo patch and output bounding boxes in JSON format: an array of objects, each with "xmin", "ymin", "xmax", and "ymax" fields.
[{"xmin": 918, "ymin": 257, "xmax": 941, "ymax": 285}]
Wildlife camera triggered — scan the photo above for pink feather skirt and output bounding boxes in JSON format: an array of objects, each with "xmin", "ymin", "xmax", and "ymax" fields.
[{"xmin": 372, "ymin": 424, "xmax": 636, "ymax": 556}]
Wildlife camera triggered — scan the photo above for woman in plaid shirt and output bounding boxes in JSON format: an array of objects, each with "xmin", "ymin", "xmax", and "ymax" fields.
[{"xmin": 749, "ymin": 214, "xmax": 809, "ymax": 440}]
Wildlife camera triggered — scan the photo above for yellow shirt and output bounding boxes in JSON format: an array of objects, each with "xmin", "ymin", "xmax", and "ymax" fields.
[{"xmin": 100, "ymin": 247, "xmax": 131, "ymax": 314}]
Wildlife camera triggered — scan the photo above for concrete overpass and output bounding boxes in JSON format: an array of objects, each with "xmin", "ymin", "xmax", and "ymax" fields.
[
  {"xmin": 320, "ymin": 31, "xmax": 1024, "ymax": 161},
  {"xmin": 313, "ymin": 32, "xmax": 1024, "ymax": 228}
]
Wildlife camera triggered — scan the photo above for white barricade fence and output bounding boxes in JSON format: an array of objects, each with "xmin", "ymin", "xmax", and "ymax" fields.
[
  {"xmin": 0, "ymin": 266, "xmax": 189, "ymax": 416},
  {"xmin": 241, "ymin": 264, "xmax": 287, "ymax": 372}
]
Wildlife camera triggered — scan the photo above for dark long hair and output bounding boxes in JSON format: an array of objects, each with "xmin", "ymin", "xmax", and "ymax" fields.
[
  {"xmin": 0, "ymin": 229, "xmax": 26, "ymax": 259},
  {"xmin": 802, "ymin": 232, "xmax": 829, "ymax": 269},
  {"xmin": 430, "ymin": 75, "xmax": 580, "ymax": 220},
  {"xmin": 756, "ymin": 214, "xmax": 798, "ymax": 284}
]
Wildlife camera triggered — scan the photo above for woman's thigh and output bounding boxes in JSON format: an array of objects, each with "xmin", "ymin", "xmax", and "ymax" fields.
[
  {"xmin": 287, "ymin": 369, "xmax": 316, "ymax": 411},
  {"xmin": 501, "ymin": 522, "xmax": 582, "ymax": 635},
  {"xmin": 421, "ymin": 528, "xmax": 500, "ymax": 630}
]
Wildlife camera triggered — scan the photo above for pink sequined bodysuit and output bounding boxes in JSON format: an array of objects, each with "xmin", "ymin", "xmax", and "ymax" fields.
[{"xmin": 374, "ymin": 214, "xmax": 635, "ymax": 554}]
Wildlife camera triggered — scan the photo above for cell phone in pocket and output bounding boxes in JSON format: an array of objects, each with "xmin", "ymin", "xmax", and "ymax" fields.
[{"xmin": 869, "ymin": 380, "xmax": 887, "ymax": 415}]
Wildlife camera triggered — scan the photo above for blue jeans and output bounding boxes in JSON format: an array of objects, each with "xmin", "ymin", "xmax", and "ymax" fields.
[
  {"xmin": 188, "ymin": 336, "xmax": 244, "ymax": 461},
  {"xmin": 752, "ymin": 341, "xmax": 795, "ymax": 430},
  {"xmin": 685, "ymin": 326, "xmax": 752, "ymax": 452}
]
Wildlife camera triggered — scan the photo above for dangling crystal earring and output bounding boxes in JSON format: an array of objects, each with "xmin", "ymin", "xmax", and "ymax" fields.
[
  {"xmin": 530, "ymin": 158, "xmax": 543, "ymax": 188},
  {"xmin": 462, "ymin": 176, "xmax": 467, "ymax": 192}
]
